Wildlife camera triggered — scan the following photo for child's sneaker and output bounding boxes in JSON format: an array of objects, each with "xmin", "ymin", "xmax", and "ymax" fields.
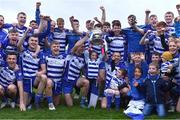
[
  {"xmin": 27, "ymin": 104, "xmax": 32, "ymax": 110},
  {"xmin": 168, "ymin": 106, "xmax": 175, "ymax": 112},
  {"xmin": 10, "ymin": 102, "xmax": 16, "ymax": 108},
  {"xmin": 80, "ymin": 98, "xmax": 87, "ymax": 108},
  {"xmin": 48, "ymin": 103, "xmax": 56, "ymax": 110},
  {"xmin": 74, "ymin": 94, "xmax": 80, "ymax": 99},
  {"xmin": 0, "ymin": 102, "xmax": 7, "ymax": 109}
]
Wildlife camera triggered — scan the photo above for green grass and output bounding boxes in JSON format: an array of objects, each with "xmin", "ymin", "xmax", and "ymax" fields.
[{"xmin": 0, "ymin": 99, "xmax": 179, "ymax": 119}]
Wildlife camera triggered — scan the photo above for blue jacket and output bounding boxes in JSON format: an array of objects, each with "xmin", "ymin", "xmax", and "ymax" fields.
[{"xmin": 142, "ymin": 74, "xmax": 172, "ymax": 104}]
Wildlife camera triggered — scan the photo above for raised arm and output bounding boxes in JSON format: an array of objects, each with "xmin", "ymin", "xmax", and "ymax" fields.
[
  {"xmin": 139, "ymin": 30, "xmax": 151, "ymax": 45},
  {"xmin": 94, "ymin": 17, "xmax": 102, "ymax": 25},
  {"xmin": 159, "ymin": 28, "xmax": 169, "ymax": 51},
  {"xmin": 69, "ymin": 16, "xmax": 83, "ymax": 35},
  {"xmin": 71, "ymin": 34, "xmax": 89, "ymax": 54},
  {"xmin": 132, "ymin": 24, "xmax": 145, "ymax": 35},
  {"xmin": 35, "ymin": 2, "xmax": 41, "ymax": 25},
  {"xmin": 36, "ymin": 15, "xmax": 47, "ymax": 34},
  {"xmin": 100, "ymin": 6, "xmax": 106, "ymax": 24},
  {"xmin": 17, "ymin": 28, "xmax": 31, "ymax": 51},
  {"xmin": 38, "ymin": 16, "xmax": 51, "ymax": 38},
  {"xmin": 145, "ymin": 9, "xmax": 151, "ymax": 25},
  {"xmin": 176, "ymin": 4, "xmax": 180, "ymax": 16},
  {"xmin": 129, "ymin": 16, "xmax": 145, "ymax": 35}
]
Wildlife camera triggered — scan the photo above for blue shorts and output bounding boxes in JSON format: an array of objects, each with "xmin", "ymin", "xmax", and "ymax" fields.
[
  {"xmin": 53, "ymin": 81, "xmax": 62, "ymax": 95},
  {"xmin": 23, "ymin": 77, "xmax": 36, "ymax": 94},
  {"xmin": 63, "ymin": 80, "xmax": 76, "ymax": 94}
]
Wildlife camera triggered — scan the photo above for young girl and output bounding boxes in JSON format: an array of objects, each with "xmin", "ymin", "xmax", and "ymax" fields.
[
  {"xmin": 84, "ymin": 50, "xmax": 103, "ymax": 108},
  {"xmin": 104, "ymin": 69, "xmax": 129, "ymax": 111},
  {"xmin": 124, "ymin": 67, "xmax": 145, "ymax": 120}
]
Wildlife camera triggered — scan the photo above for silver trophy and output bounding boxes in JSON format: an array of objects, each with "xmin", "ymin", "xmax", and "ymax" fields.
[{"xmin": 90, "ymin": 28, "xmax": 103, "ymax": 45}]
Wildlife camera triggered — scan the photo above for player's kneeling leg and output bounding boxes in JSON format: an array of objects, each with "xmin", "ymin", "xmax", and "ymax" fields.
[
  {"xmin": 7, "ymin": 84, "xmax": 17, "ymax": 108},
  {"xmin": 63, "ymin": 81, "xmax": 75, "ymax": 107},
  {"xmin": 76, "ymin": 77, "xmax": 89, "ymax": 108},
  {"xmin": 45, "ymin": 79, "xmax": 55, "ymax": 110},
  {"xmin": 34, "ymin": 74, "xmax": 47, "ymax": 108},
  {"xmin": 0, "ymin": 85, "xmax": 6, "ymax": 109}
]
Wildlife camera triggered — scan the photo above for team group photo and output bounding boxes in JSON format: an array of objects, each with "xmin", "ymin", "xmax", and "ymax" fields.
[{"xmin": 0, "ymin": 0, "xmax": 179, "ymax": 119}]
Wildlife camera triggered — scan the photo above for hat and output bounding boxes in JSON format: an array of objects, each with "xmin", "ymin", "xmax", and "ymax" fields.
[{"xmin": 161, "ymin": 51, "xmax": 173, "ymax": 61}]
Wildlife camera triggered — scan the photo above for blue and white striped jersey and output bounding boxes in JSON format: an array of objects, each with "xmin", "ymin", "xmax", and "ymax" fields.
[
  {"xmin": 161, "ymin": 61, "xmax": 172, "ymax": 73},
  {"xmin": 107, "ymin": 35, "xmax": 126, "ymax": 58},
  {"xmin": 16, "ymin": 26, "xmax": 27, "ymax": 39},
  {"xmin": 87, "ymin": 60, "xmax": 99, "ymax": 79},
  {"xmin": 3, "ymin": 24, "xmax": 27, "ymax": 39},
  {"xmin": 45, "ymin": 53, "xmax": 66, "ymax": 82},
  {"xmin": 64, "ymin": 54, "xmax": 85, "ymax": 82},
  {"xmin": 106, "ymin": 59, "xmax": 127, "ymax": 77},
  {"xmin": 20, "ymin": 49, "xmax": 45, "ymax": 79},
  {"xmin": 1, "ymin": 38, "xmax": 18, "ymax": 55},
  {"xmin": 166, "ymin": 24, "xmax": 175, "ymax": 36},
  {"xmin": 53, "ymin": 28, "xmax": 69, "ymax": 53},
  {"xmin": 105, "ymin": 72, "xmax": 125, "ymax": 89},
  {"xmin": 85, "ymin": 38, "xmax": 103, "ymax": 55},
  {"xmin": 0, "ymin": 67, "xmax": 22, "ymax": 88},
  {"xmin": 147, "ymin": 32, "xmax": 169, "ymax": 54},
  {"xmin": 84, "ymin": 50, "xmax": 102, "ymax": 79},
  {"xmin": 0, "ymin": 50, "xmax": 5, "ymax": 67},
  {"xmin": 0, "ymin": 29, "xmax": 8, "ymax": 42}
]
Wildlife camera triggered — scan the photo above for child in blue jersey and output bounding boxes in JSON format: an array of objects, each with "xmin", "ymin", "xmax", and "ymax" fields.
[
  {"xmin": 105, "ymin": 69, "xmax": 130, "ymax": 111},
  {"xmin": 17, "ymin": 34, "xmax": 47, "ymax": 109},
  {"xmin": 84, "ymin": 49, "xmax": 103, "ymax": 103},
  {"xmin": 0, "ymin": 53, "xmax": 25, "ymax": 111},
  {"xmin": 124, "ymin": 67, "xmax": 145, "ymax": 120},
  {"xmin": 45, "ymin": 41, "xmax": 66, "ymax": 110},
  {"xmin": 128, "ymin": 53, "xmax": 148, "ymax": 83},
  {"xmin": 63, "ymin": 34, "xmax": 90, "ymax": 108},
  {"xmin": 85, "ymin": 50, "xmax": 103, "ymax": 81},
  {"xmin": 143, "ymin": 63, "xmax": 172, "ymax": 117}
]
